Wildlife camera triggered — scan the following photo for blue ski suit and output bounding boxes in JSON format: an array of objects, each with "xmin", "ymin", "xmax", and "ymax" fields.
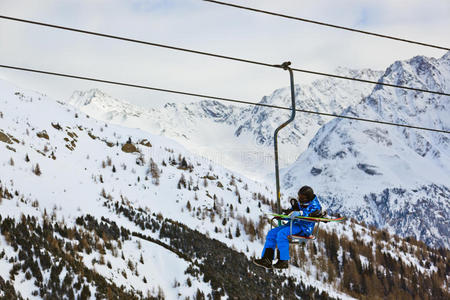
[{"xmin": 262, "ymin": 196, "xmax": 322, "ymax": 260}]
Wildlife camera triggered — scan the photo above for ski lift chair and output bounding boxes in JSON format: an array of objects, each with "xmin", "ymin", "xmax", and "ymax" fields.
[
  {"xmin": 270, "ymin": 209, "xmax": 327, "ymax": 244},
  {"xmin": 270, "ymin": 63, "xmax": 331, "ymax": 244}
]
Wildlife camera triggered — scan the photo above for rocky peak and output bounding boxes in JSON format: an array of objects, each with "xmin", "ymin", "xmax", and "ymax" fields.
[
  {"xmin": 280, "ymin": 53, "xmax": 450, "ymax": 248},
  {"xmin": 69, "ymin": 88, "xmax": 107, "ymax": 106}
]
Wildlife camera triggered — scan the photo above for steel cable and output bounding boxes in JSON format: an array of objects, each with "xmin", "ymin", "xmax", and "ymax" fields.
[{"xmin": 1, "ymin": 64, "xmax": 448, "ymax": 134}]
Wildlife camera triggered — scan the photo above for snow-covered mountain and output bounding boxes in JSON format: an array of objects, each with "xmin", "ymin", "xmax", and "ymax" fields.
[
  {"xmin": 66, "ymin": 55, "xmax": 450, "ymax": 248},
  {"xmin": 0, "ymin": 79, "xmax": 351, "ymax": 299},
  {"xmin": 234, "ymin": 67, "xmax": 384, "ymax": 146},
  {"xmin": 1, "ymin": 78, "xmax": 449, "ymax": 299},
  {"xmin": 67, "ymin": 67, "xmax": 383, "ymax": 180},
  {"xmin": 281, "ymin": 52, "xmax": 450, "ymax": 248}
]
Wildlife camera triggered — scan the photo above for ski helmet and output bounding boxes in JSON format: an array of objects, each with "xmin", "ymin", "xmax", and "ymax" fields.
[{"xmin": 298, "ymin": 185, "xmax": 314, "ymax": 203}]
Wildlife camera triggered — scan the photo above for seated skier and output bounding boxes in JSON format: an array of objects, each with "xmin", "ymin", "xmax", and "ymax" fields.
[{"xmin": 254, "ymin": 185, "xmax": 322, "ymax": 269}]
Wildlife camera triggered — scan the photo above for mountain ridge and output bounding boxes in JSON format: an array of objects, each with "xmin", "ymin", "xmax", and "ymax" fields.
[
  {"xmin": 68, "ymin": 66, "xmax": 384, "ymax": 179},
  {"xmin": 0, "ymin": 76, "xmax": 449, "ymax": 299},
  {"xmin": 280, "ymin": 52, "xmax": 450, "ymax": 248}
]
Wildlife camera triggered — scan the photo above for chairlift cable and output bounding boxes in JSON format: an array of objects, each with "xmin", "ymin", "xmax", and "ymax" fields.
[
  {"xmin": 0, "ymin": 64, "xmax": 448, "ymax": 135},
  {"xmin": 0, "ymin": 15, "xmax": 449, "ymax": 97},
  {"xmin": 203, "ymin": 0, "xmax": 450, "ymax": 51}
]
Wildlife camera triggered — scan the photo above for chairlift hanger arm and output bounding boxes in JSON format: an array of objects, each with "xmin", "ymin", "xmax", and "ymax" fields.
[{"xmin": 273, "ymin": 61, "xmax": 296, "ymax": 219}]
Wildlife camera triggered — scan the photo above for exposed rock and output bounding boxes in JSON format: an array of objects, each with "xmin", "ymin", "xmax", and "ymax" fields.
[
  {"xmin": 121, "ymin": 143, "xmax": 138, "ymax": 153},
  {"xmin": 139, "ymin": 139, "xmax": 152, "ymax": 147},
  {"xmin": 36, "ymin": 130, "xmax": 49, "ymax": 140},
  {"xmin": 0, "ymin": 131, "xmax": 12, "ymax": 144},
  {"xmin": 310, "ymin": 167, "xmax": 322, "ymax": 176}
]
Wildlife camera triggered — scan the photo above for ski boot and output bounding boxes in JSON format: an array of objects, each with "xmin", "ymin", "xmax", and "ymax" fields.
[
  {"xmin": 253, "ymin": 248, "xmax": 274, "ymax": 270},
  {"xmin": 272, "ymin": 260, "xmax": 288, "ymax": 269}
]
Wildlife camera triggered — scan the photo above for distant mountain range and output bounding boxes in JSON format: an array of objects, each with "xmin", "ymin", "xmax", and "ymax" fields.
[
  {"xmin": 67, "ymin": 52, "xmax": 450, "ymax": 248},
  {"xmin": 68, "ymin": 67, "xmax": 384, "ymax": 180},
  {"xmin": 281, "ymin": 52, "xmax": 450, "ymax": 248},
  {"xmin": 0, "ymin": 52, "xmax": 449, "ymax": 298}
]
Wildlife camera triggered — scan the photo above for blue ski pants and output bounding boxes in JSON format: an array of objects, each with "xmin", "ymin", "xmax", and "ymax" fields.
[{"xmin": 261, "ymin": 223, "xmax": 304, "ymax": 260}]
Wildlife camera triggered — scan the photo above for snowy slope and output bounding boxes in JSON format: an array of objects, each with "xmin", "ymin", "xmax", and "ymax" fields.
[
  {"xmin": 67, "ymin": 67, "xmax": 383, "ymax": 180},
  {"xmin": 0, "ymin": 78, "xmax": 448, "ymax": 299},
  {"xmin": 0, "ymin": 79, "xmax": 355, "ymax": 299},
  {"xmin": 64, "ymin": 53, "xmax": 450, "ymax": 248},
  {"xmin": 280, "ymin": 52, "xmax": 450, "ymax": 248},
  {"xmin": 0, "ymin": 81, "xmax": 213, "ymax": 298}
]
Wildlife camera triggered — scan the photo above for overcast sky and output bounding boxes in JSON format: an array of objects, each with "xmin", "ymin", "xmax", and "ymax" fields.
[{"xmin": 0, "ymin": 0, "xmax": 449, "ymax": 108}]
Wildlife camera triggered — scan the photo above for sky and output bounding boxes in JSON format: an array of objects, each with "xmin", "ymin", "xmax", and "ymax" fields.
[{"xmin": 0, "ymin": 0, "xmax": 449, "ymax": 108}]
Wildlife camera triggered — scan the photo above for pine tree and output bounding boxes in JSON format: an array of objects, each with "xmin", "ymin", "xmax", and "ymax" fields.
[
  {"xmin": 178, "ymin": 174, "xmax": 186, "ymax": 189},
  {"xmin": 195, "ymin": 289, "xmax": 205, "ymax": 300},
  {"xmin": 235, "ymin": 226, "xmax": 241, "ymax": 238},
  {"xmin": 186, "ymin": 201, "xmax": 192, "ymax": 211},
  {"xmin": 80, "ymin": 285, "xmax": 91, "ymax": 300},
  {"xmin": 179, "ymin": 157, "xmax": 188, "ymax": 169},
  {"xmin": 33, "ymin": 163, "xmax": 41, "ymax": 176},
  {"xmin": 149, "ymin": 158, "xmax": 160, "ymax": 185},
  {"xmin": 157, "ymin": 286, "xmax": 165, "ymax": 300}
]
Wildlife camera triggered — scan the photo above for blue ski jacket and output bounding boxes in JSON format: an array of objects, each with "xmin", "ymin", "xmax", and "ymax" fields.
[{"xmin": 290, "ymin": 196, "xmax": 322, "ymax": 236}]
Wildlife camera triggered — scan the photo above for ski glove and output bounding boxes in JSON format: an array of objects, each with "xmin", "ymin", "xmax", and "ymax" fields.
[
  {"xmin": 290, "ymin": 211, "xmax": 303, "ymax": 218},
  {"xmin": 282, "ymin": 208, "xmax": 293, "ymax": 215}
]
